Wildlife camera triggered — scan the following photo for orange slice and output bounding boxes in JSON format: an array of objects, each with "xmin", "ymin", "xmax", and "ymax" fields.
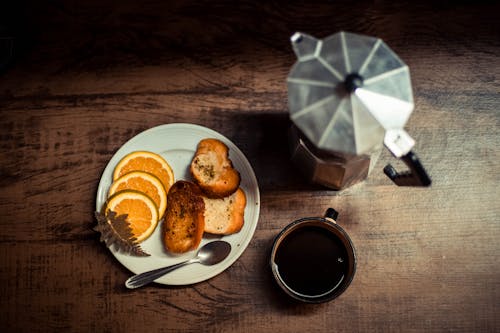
[
  {"xmin": 105, "ymin": 190, "xmax": 159, "ymax": 243},
  {"xmin": 113, "ymin": 151, "xmax": 174, "ymax": 193},
  {"xmin": 108, "ymin": 171, "xmax": 167, "ymax": 219}
]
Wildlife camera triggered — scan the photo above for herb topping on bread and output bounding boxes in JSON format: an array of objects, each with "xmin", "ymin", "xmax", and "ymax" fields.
[
  {"xmin": 190, "ymin": 138, "xmax": 241, "ymax": 198},
  {"xmin": 163, "ymin": 181, "xmax": 205, "ymax": 253}
]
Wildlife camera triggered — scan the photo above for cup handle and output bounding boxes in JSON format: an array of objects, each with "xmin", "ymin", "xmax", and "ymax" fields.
[{"xmin": 324, "ymin": 208, "xmax": 339, "ymax": 222}]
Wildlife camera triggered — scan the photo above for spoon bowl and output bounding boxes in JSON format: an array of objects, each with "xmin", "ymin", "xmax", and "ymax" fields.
[{"xmin": 125, "ymin": 240, "xmax": 232, "ymax": 289}]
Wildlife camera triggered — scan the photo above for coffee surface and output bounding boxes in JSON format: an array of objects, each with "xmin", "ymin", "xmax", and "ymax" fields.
[{"xmin": 274, "ymin": 225, "xmax": 348, "ymax": 296}]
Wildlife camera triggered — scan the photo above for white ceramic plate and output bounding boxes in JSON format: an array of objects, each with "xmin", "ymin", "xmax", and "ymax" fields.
[{"xmin": 96, "ymin": 123, "xmax": 260, "ymax": 285}]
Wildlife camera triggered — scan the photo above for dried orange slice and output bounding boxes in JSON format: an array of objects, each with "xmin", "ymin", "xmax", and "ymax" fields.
[
  {"xmin": 113, "ymin": 151, "xmax": 174, "ymax": 193},
  {"xmin": 108, "ymin": 171, "xmax": 167, "ymax": 219},
  {"xmin": 105, "ymin": 190, "xmax": 159, "ymax": 243}
]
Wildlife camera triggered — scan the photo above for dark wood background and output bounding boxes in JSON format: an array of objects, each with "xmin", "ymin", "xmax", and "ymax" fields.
[{"xmin": 1, "ymin": 1, "xmax": 499, "ymax": 332}]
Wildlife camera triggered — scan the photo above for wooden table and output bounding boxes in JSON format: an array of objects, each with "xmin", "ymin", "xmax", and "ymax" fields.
[{"xmin": 1, "ymin": 1, "xmax": 499, "ymax": 332}]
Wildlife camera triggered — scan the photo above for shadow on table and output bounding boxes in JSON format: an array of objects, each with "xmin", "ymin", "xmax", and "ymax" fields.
[{"xmin": 220, "ymin": 112, "xmax": 330, "ymax": 193}]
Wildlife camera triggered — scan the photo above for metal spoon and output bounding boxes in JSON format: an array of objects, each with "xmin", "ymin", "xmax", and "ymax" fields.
[{"xmin": 125, "ymin": 240, "xmax": 232, "ymax": 289}]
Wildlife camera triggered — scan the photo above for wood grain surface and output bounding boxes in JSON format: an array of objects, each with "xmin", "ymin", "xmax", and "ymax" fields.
[{"xmin": 0, "ymin": 1, "xmax": 499, "ymax": 332}]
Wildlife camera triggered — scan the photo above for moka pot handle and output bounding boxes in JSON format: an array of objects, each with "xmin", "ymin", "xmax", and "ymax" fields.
[{"xmin": 383, "ymin": 129, "xmax": 432, "ymax": 187}]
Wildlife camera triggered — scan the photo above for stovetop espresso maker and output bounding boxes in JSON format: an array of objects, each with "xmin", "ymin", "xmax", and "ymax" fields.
[{"xmin": 287, "ymin": 31, "xmax": 431, "ymax": 189}]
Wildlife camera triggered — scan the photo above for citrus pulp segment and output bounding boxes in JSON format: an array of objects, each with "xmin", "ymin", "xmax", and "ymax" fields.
[
  {"xmin": 112, "ymin": 151, "xmax": 174, "ymax": 193},
  {"xmin": 108, "ymin": 171, "xmax": 167, "ymax": 219}
]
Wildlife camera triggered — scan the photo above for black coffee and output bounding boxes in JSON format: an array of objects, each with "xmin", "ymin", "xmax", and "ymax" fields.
[{"xmin": 274, "ymin": 225, "xmax": 348, "ymax": 296}]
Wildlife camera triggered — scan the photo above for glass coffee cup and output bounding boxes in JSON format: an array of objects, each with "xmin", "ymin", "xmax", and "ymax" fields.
[{"xmin": 270, "ymin": 208, "xmax": 356, "ymax": 303}]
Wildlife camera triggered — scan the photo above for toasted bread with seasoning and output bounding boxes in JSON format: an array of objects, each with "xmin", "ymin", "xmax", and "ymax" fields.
[
  {"xmin": 203, "ymin": 188, "xmax": 246, "ymax": 235},
  {"xmin": 190, "ymin": 138, "xmax": 241, "ymax": 198},
  {"xmin": 163, "ymin": 181, "xmax": 205, "ymax": 253}
]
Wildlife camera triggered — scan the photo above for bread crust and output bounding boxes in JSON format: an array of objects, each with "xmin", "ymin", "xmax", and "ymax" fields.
[
  {"xmin": 163, "ymin": 181, "xmax": 205, "ymax": 253},
  {"xmin": 190, "ymin": 138, "xmax": 241, "ymax": 198},
  {"xmin": 203, "ymin": 188, "xmax": 246, "ymax": 235}
]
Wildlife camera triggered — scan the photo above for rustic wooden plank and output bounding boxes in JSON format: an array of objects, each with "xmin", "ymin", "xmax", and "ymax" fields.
[
  {"xmin": 1, "ymin": 217, "xmax": 498, "ymax": 333},
  {"xmin": 0, "ymin": 94, "xmax": 497, "ymax": 235},
  {"xmin": 1, "ymin": 1, "xmax": 499, "ymax": 98}
]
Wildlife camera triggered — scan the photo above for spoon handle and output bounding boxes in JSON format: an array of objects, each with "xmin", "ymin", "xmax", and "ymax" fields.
[{"xmin": 125, "ymin": 258, "xmax": 198, "ymax": 289}]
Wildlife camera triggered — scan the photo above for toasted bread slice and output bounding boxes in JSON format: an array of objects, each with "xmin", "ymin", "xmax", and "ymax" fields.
[
  {"xmin": 203, "ymin": 188, "xmax": 246, "ymax": 235},
  {"xmin": 190, "ymin": 138, "xmax": 241, "ymax": 198},
  {"xmin": 163, "ymin": 181, "xmax": 205, "ymax": 253}
]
